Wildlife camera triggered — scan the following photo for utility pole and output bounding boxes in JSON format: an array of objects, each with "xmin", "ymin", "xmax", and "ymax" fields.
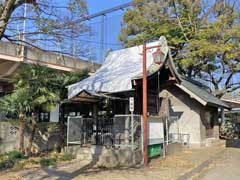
[
  {"xmin": 100, "ymin": 15, "xmax": 105, "ymax": 62},
  {"xmin": 21, "ymin": 3, "xmax": 27, "ymax": 57}
]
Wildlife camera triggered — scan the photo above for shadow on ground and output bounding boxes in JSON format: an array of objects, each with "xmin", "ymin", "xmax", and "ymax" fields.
[{"xmin": 23, "ymin": 146, "xmax": 141, "ymax": 180}]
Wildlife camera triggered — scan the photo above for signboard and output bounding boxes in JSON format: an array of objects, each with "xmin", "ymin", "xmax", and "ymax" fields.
[
  {"xmin": 148, "ymin": 117, "xmax": 164, "ymax": 145},
  {"xmin": 129, "ymin": 97, "xmax": 134, "ymax": 112}
]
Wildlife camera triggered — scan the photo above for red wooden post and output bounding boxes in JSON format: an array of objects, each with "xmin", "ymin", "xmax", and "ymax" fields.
[{"xmin": 142, "ymin": 43, "xmax": 148, "ymax": 166}]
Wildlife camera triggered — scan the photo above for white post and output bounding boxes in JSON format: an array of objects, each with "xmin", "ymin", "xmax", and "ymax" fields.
[
  {"xmin": 67, "ymin": 117, "xmax": 70, "ymax": 150},
  {"xmin": 131, "ymin": 112, "xmax": 134, "ymax": 152},
  {"xmin": 129, "ymin": 97, "xmax": 135, "ymax": 151},
  {"xmin": 221, "ymin": 108, "xmax": 225, "ymax": 123},
  {"xmin": 21, "ymin": 3, "xmax": 27, "ymax": 57},
  {"xmin": 141, "ymin": 116, "xmax": 144, "ymax": 164},
  {"xmin": 166, "ymin": 117, "xmax": 169, "ymax": 145}
]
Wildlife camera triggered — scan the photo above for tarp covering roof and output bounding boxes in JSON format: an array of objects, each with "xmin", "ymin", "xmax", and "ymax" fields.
[
  {"xmin": 68, "ymin": 36, "xmax": 169, "ymax": 99},
  {"xmin": 67, "ymin": 36, "xmax": 228, "ymax": 109}
]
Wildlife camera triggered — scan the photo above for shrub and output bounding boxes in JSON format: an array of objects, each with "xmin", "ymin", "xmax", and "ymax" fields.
[
  {"xmin": 220, "ymin": 120, "xmax": 236, "ymax": 139},
  {"xmin": 13, "ymin": 160, "xmax": 26, "ymax": 169},
  {"xmin": 7, "ymin": 151, "xmax": 24, "ymax": 161},
  {"xmin": 0, "ymin": 160, "xmax": 14, "ymax": 171},
  {"xmin": 40, "ymin": 157, "xmax": 57, "ymax": 167},
  {"xmin": 0, "ymin": 151, "xmax": 24, "ymax": 171},
  {"xmin": 59, "ymin": 153, "xmax": 74, "ymax": 161},
  {"xmin": 14, "ymin": 158, "xmax": 40, "ymax": 169}
]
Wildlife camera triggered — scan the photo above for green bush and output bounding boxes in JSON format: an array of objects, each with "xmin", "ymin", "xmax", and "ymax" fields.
[
  {"xmin": 220, "ymin": 120, "xmax": 237, "ymax": 139},
  {"xmin": 7, "ymin": 151, "xmax": 24, "ymax": 161},
  {"xmin": 0, "ymin": 151, "xmax": 24, "ymax": 171},
  {"xmin": 0, "ymin": 160, "xmax": 14, "ymax": 171},
  {"xmin": 59, "ymin": 153, "xmax": 74, "ymax": 161},
  {"xmin": 40, "ymin": 157, "xmax": 57, "ymax": 167},
  {"xmin": 38, "ymin": 122, "xmax": 59, "ymax": 133}
]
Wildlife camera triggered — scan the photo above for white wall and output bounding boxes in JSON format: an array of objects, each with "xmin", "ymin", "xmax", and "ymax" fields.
[
  {"xmin": 160, "ymin": 87, "xmax": 202, "ymax": 145},
  {"xmin": 50, "ymin": 104, "xmax": 60, "ymax": 122}
]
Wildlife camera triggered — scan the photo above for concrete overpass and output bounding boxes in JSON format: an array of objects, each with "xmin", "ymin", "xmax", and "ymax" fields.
[{"xmin": 0, "ymin": 41, "xmax": 100, "ymax": 81}]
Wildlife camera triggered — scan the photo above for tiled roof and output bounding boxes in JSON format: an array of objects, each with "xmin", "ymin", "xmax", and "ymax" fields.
[{"xmin": 180, "ymin": 75, "xmax": 229, "ymax": 108}]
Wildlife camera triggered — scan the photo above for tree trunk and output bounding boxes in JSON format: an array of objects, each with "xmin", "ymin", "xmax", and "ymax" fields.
[
  {"xmin": 0, "ymin": 0, "xmax": 37, "ymax": 40},
  {"xmin": 59, "ymin": 103, "xmax": 65, "ymax": 152},
  {"xmin": 0, "ymin": 0, "xmax": 15, "ymax": 40},
  {"xmin": 18, "ymin": 113, "xmax": 25, "ymax": 153},
  {"xmin": 26, "ymin": 113, "xmax": 37, "ymax": 156}
]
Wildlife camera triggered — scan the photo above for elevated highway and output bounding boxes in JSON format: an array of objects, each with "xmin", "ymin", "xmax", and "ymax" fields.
[{"xmin": 0, "ymin": 41, "xmax": 100, "ymax": 81}]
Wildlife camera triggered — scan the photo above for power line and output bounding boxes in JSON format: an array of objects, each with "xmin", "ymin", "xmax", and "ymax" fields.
[
  {"xmin": 73, "ymin": 1, "xmax": 133, "ymax": 23},
  {"xmin": 77, "ymin": 39, "xmax": 123, "ymax": 47}
]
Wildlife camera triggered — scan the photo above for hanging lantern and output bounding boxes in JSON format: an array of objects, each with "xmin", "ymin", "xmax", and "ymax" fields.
[{"xmin": 152, "ymin": 47, "xmax": 164, "ymax": 65}]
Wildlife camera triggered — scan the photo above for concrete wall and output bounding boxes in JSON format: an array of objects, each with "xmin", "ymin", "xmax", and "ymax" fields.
[
  {"xmin": 160, "ymin": 86, "xmax": 202, "ymax": 146},
  {"xmin": 0, "ymin": 122, "xmax": 19, "ymax": 153},
  {"xmin": 159, "ymin": 85, "xmax": 219, "ymax": 147},
  {"xmin": 65, "ymin": 145, "xmax": 142, "ymax": 167},
  {"xmin": 0, "ymin": 122, "xmax": 60, "ymax": 153}
]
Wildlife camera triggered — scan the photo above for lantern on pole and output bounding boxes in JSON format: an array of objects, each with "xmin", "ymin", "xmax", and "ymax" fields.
[
  {"xmin": 142, "ymin": 44, "xmax": 164, "ymax": 166},
  {"xmin": 152, "ymin": 47, "xmax": 164, "ymax": 65}
]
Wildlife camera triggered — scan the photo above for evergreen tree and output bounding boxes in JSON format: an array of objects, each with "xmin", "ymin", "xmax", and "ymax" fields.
[{"xmin": 120, "ymin": 0, "xmax": 240, "ymax": 97}]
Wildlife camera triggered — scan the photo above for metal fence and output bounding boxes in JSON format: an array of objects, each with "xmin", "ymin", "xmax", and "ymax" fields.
[
  {"xmin": 163, "ymin": 116, "xmax": 190, "ymax": 147},
  {"xmin": 113, "ymin": 115, "xmax": 142, "ymax": 150},
  {"xmin": 169, "ymin": 133, "xmax": 190, "ymax": 147},
  {"xmin": 67, "ymin": 115, "xmax": 142, "ymax": 150},
  {"xmin": 67, "ymin": 115, "xmax": 190, "ymax": 150},
  {"xmin": 67, "ymin": 116, "xmax": 83, "ymax": 145}
]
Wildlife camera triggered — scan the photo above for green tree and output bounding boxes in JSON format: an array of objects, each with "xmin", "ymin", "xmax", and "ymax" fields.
[
  {"xmin": 0, "ymin": 88, "xmax": 31, "ymax": 152},
  {"xmin": 13, "ymin": 64, "xmax": 59, "ymax": 155},
  {"xmin": 51, "ymin": 70, "xmax": 89, "ymax": 151},
  {"xmin": 2, "ymin": 64, "xmax": 59, "ymax": 155},
  {"xmin": 120, "ymin": 0, "xmax": 240, "ymax": 97}
]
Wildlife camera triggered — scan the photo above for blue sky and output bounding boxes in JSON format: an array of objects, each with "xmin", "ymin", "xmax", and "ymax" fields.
[
  {"xmin": 83, "ymin": 0, "xmax": 131, "ymax": 63},
  {"xmin": 86, "ymin": 0, "xmax": 131, "ymax": 13},
  {"xmin": 47, "ymin": 0, "xmax": 132, "ymax": 63},
  {"xmin": 15, "ymin": 0, "xmax": 132, "ymax": 63}
]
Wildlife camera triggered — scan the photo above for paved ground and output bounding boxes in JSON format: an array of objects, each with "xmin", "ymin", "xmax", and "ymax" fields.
[
  {"xmin": 196, "ymin": 148, "xmax": 240, "ymax": 180},
  {"xmin": 1, "ymin": 141, "xmax": 240, "ymax": 180}
]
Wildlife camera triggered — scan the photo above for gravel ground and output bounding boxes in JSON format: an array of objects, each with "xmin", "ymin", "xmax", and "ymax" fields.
[{"xmin": 1, "ymin": 141, "xmax": 234, "ymax": 180}]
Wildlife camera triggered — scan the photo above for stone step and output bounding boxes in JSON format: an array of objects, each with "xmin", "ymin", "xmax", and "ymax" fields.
[
  {"xmin": 205, "ymin": 138, "xmax": 225, "ymax": 147},
  {"xmin": 65, "ymin": 145, "xmax": 143, "ymax": 168}
]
